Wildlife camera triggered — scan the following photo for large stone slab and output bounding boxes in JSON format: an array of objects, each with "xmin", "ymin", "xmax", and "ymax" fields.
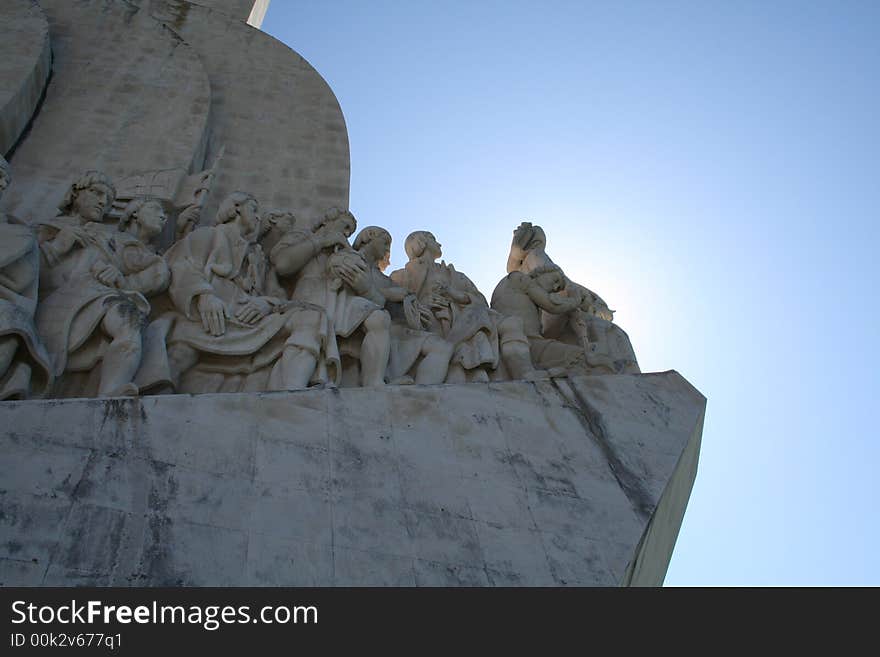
[
  {"xmin": 0, "ymin": 372, "xmax": 704, "ymax": 586},
  {"xmin": 1, "ymin": 0, "xmax": 212, "ymax": 223},
  {"xmin": 0, "ymin": 0, "xmax": 51, "ymax": 155},
  {"xmin": 143, "ymin": 0, "xmax": 350, "ymax": 221}
]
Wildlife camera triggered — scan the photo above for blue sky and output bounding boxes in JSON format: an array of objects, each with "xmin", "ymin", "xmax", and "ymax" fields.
[{"xmin": 262, "ymin": 1, "xmax": 880, "ymax": 585}]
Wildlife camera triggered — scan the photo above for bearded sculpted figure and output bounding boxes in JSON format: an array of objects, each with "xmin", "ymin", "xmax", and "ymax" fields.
[
  {"xmin": 269, "ymin": 208, "xmax": 393, "ymax": 387},
  {"xmin": 390, "ymin": 231, "xmax": 538, "ymax": 383},
  {"xmin": 35, "ymin": 172, "xmax": 171, "ymax": 397},
  {"xmin": 352, "ymin": 226, "xmax": 452, "ymax": 385},
  {"xmin": 162, "ymin": 192, "xmax": 325, "ymax": 393},
  {"xmin": 506, "ymin": 221, "xmax": 639, "ymax": 374},
  {"xmin": 0, "ymin": 157, "xmax": 53, "ymax": 399}
]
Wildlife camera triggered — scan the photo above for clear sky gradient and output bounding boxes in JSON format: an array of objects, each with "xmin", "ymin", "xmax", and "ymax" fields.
[{"xmin": 262, "ymin": 0, "xmax": 880, "ymax": 585}]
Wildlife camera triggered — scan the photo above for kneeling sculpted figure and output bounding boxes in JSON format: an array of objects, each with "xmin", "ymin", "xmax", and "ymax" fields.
[
  {"xmin": 0, "ymin": 157, "xmax": 53, "ymax": 399},
  {"xmin": 391, "ymin": 231, "xmax": 537, "ymax": 382},
  {"xmin": 36, "ymin": 172, "xmax": 170, "ymax": 396},
  {"xmin": 163, "ymin": 192, "xmax": 324, "ymax": 392},
  {"xmin": 491, "ymin": 264, "xmax": 593, "ymax": 376},
  {"xmin": 506, "ymin": 221, "xmax": 639, "ymax": 374}
]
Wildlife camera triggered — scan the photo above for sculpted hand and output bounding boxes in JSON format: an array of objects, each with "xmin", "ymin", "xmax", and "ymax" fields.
[
  {"xmin": 234, "ymin": 297, "xmax": 271, "ymax": 325},
  {"xmin": 513, "ymin": 222, "xmax": 534, "ymax": 249},
  {"xmin": 176, "ymin": 205, "xmax": 201, "ymax": 238},
  {"xmin": 42, "ymin": 228, "xmax": 83, "ymax": 266},
  {"xmin": 428, "ymin": 292, "xmax": 449, "ymax": 311},
  {"xmin": 197, "ymin": 293, "xmax": 227, "ymax": 336},
  {"xmin": 338, "ymin": 264, "xmax": 370, "ymax": 294},
  {"xmin": 415, "ymin": 302, "xmax": 433, "ymax": 328},
  {"xmin": 94, "ymin": 264, "xmax": 125, "ymax": 288}
]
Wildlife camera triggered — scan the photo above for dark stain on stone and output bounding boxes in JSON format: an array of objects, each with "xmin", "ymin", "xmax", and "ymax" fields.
[
  {"xmin": 101, "ymin": 399, "xmax": 132, "ymax": 428},
  {"xmin": 551, "ymin": 379, "xmax": 655, "ymax": 520},
  {"xmin": 138, "ymin": 514, "xmax": 184, "ymax": 586},
  {"xmin": 148, "ymin": 462, "xmax": 176, "ymax": 516}
]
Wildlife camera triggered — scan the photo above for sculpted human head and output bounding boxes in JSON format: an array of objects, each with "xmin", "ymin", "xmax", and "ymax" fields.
[
  {"xmin": 120, "ymin": 197, "xmax": 167, "ymax": 242},
  {"xmin": 404, "ymin": 231, "xmax": 442, "ymax": 261},
  {"xmin": 217, "ymin": 191, "xmax": 260, "ymax": 238},
  {"xmin": 530, "ymin": 264, "xmax": 565, "ymax": 293},
  {"xmin": 315, "ymin": 207, "xmax": 357, "ymax": 239},
  {"xmin": 264, "ymin": 210, "xmax": 298, "ymax": 236},
  {"xmin": 354, "ymin": 226, "xmax": 392, "ymax": 271},
  {"xmin": 59, "ymin": 171, "xmax": 116, "ymax": 223}
]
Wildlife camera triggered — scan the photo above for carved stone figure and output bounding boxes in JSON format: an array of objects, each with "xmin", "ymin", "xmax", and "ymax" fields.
[
  {"xmin": 391, "ymin": 231, "xmax": 538, "ymax": 383},
  {"xmin": 162, "ymin": 192, "xmax": 323, "ymax": 393},
  {"xmin": 36, "ymin": 173, "xmax": 171, "ymax": 397},
  {"xmin": 491, "ymin": 264, "xmax": 593, "ymax": 375},
  {"xmin": 352, "ymin": 226, "xmax": 452, "ymax": 385},
  {"xmin": 506, "ymin": 221, "xmax": 639, "ymax": 374},
  {"xmin": 0, "ymin": 157, "xmax": 53, "ymax": 399},
  {"xmin": 270, "ymin": 208, "xmax": 391, "ymax": 387}
]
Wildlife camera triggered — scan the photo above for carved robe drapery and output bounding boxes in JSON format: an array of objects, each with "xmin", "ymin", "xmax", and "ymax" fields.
[
  {"xmin": 391, "ymin": 259, "xmax": 498, "ymax": 372},
  {"xmin": 35, "ymin": 218, "xmax": 170, "ymax": 390},
  {"xmin": 163, "ymin": 223, "xmax": 328, "ymax": 391},
  {"xmin": 273, "ymin": 231, "xmax": 382, "ymax": 385},
  {"xmin": 0, "ymin": 222, "xmax": 53, "ymax": 399}
]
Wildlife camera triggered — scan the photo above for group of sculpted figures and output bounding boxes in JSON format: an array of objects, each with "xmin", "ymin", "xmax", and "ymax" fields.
[{"xmin": 0, "ymin": 158, "xmax": 639, "ymax": 400}]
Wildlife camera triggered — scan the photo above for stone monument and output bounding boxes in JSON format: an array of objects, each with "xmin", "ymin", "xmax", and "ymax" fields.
[{"xmin": 0, "ymin": 0, "xmax": 705, "ymax": 586}]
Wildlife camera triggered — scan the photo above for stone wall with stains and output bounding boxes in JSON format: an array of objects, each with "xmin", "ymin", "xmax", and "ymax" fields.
[
  {"xmin": 0, "ymin": 372, "xmax": 704, "ymax": 586},
  {"xmin": 1, "ymin": 0, "xmax": 348, "ymax": 226}
]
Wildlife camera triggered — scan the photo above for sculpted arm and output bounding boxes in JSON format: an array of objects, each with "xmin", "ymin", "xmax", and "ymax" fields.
[
  {"xmin": 270, "ymin": 230, "xmax": 348, "ymax": 277},
  {"xmin": 379, "ymin": 282, "xmax": 412, "ymax": 304},
  {"xmin": 507, "ymin": 222, "xmax": 535, "ymax": 273},
  {"xmin": 38, "ymin": 225, "xmax": 82, "ymax": 266},
  {"xmin": 526, "ymin": 280, "xmax": 582, "ymax": 315},
  {"xmin": 120, "ymin": 245, "xmax": 170, "ymax": 297},
  {"xmin": 269, "ymin": 233, "xmax": 319, "ymax": 277}
]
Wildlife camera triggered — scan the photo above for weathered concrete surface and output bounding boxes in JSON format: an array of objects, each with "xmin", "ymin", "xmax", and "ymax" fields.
[
  {"xmin": 1, "ymin": 0, "xmax": 212, "ymax": 223},
  {"xmin": 0, "ymin": 372, "xmax": 704, "ymax": 586},
  {"xmin": 2, "ymin": 0, "xmax": 344, "ymax": 226},
  {"xmin": 144, "ymin": 0, "xmax": 350, "ymax": 221},
  {"xmin": 0, "ymin": 0, "xmax": 51, "ymax": 156}
]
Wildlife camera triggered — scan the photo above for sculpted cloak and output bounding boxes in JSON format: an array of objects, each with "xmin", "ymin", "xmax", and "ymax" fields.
[
  {"xmin": 164, "ymin": 223, "xmax": 328, "ymax": 391},
  {"xmin": 0, "ymin": 220, "xmax": 53, "ymax": 399},
  {"xmin": 273, "ymin": 230, "xmax": 382, "ymax": 385},
  {"xmin": 391, "ymin": 259, "xmax": 498, "ymax": 371},
  {"xmin": 35, "ymin": 218, "xmax": 170, "ymax": 391}
]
